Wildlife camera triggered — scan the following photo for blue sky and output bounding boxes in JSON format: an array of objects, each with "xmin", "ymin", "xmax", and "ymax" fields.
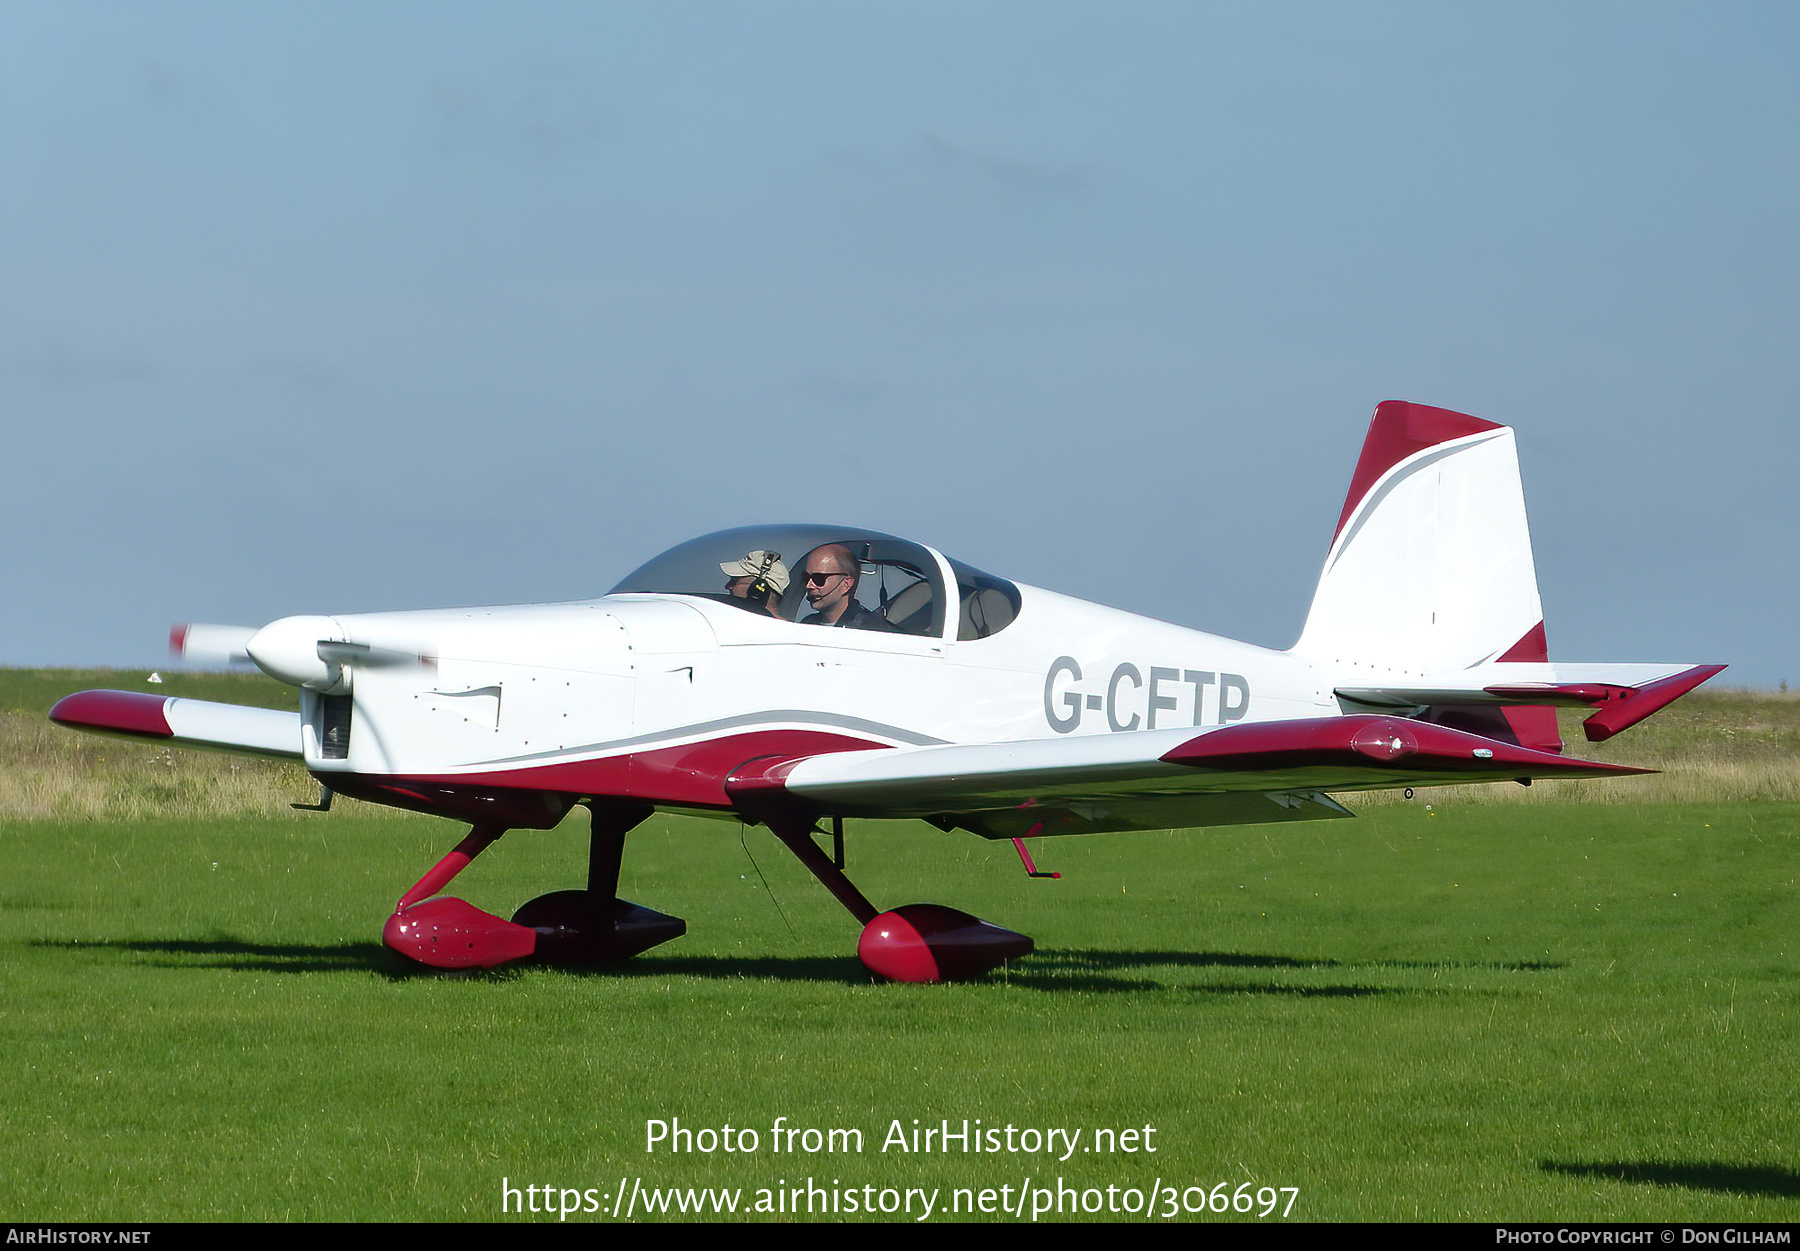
[{"xmin": 3, "ymin": 2, "xmax": 1795, "ymax": 682}]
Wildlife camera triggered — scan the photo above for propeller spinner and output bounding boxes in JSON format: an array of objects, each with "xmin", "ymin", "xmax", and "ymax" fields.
[{"xmin": 171, "ymin": 616, "xmax": 434, "ymax": 695}]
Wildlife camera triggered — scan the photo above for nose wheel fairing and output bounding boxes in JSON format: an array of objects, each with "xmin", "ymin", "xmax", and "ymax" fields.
[
  {"xmin": 383, "ymin": 895, "xmax": 538, "ymax": 969},
  {"xmin": 383, "ymin": 889, "xmax": 687, "ymax": 971},
  {"xmin": 382, "ymin": 825, "xmax": 539, "ymax": 969}
]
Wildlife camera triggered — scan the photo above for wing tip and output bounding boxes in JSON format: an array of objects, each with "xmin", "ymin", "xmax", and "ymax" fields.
[{"xmin": 49, "ymin": 689, "xmax": 174, "ymax": 739}]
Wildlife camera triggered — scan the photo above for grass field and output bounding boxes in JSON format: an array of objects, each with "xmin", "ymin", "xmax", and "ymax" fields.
[{"xmin": 2, "ymin": 671, "xmax": 1796, "ymax": 1222}]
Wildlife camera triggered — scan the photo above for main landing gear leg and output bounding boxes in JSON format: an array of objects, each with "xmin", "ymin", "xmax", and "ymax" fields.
[
  {"xmin": 512, "ymin": 800, "xmax": 687, "ymax": 964},
  {"xmin": 383, "ymin": 824, "xmax": 538, "ymax": 969},
  {"xmin": 760, "ymin": 811, "xmax": 1034, "ymax": 984}
]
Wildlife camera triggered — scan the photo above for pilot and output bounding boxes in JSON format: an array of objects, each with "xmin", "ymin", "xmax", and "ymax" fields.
[
  {"xmin": 719, "ymin": 550, "xmax": 789, "ymax": 618},
  {"xmin": 799, "ymin": 543, "xmax": 889, "ymax": 630}
]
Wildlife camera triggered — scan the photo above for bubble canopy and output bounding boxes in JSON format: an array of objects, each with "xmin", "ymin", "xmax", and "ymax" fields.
[{"xmin": 610, "ymin": 524, "xmax": 1020, "ymax": 640}]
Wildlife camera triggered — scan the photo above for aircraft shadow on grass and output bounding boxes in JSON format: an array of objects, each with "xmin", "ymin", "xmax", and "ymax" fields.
[
  {"xmin": 31, "ymin": 937, "xmax": 402, "ymax": 977},
  {"xmin": 1029, "ymin": 949, "xmax": 1564, "ymax": 972},
  {"xmin": 996, "ymin": 948, "xmax": 1565, "ymax": 995},
  {"xmin": 558, "ymin": 949, "xmax": 1403, "ymax": 994},
  {"xmin": 1540, "ymin": 1161, "xmax": 1800, "ymax": 1200},
  {"xmin": 30, "ymin": 936, "xmax": 1561, "ymax": 994}
]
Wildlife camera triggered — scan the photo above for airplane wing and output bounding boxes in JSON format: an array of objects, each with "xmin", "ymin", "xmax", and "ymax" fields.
[
  {"xmin": 725, "ymin": 714, "xmax": 1649, "ymax": 840},
  {"xmin": 49, "ymin": 690, "xmax": 303, "ymax": 759},
  {"xmin": 45, "ymin": 692, "xmax": 1658, "ymax": 840}
]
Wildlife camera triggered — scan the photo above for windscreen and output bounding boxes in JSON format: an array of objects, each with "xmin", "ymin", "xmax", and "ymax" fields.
[{"xmin": 611, "ymin": 525, "xmax": 949, "ymax": 638}]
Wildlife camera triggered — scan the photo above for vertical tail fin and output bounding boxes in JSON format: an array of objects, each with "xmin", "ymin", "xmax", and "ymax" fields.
[{"xmin": 1294, "ymin": 401, "xmax": 1559, "ymax": 750}]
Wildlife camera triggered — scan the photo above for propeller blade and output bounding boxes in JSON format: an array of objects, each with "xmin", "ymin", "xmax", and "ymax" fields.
[
  {"xmin": 170, "ymin": 623, "xmax": 258, "ymax": 668},
  {"xmin": 317, "ymin": 640, "xmax": 437, "ymax": 672},
  {"xmin": 182, "ymin": 615, "xmax": 437, "ymax": 691}
]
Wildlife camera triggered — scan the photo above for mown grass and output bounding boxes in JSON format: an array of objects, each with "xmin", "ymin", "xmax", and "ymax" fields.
[
  {"xmin": 1, "ymin": 801, "xmax": 1795, "ymax": 1222},
  {"xmin": 2, "ymin": 670, "xmax": 1795, "ymax": 1222}
]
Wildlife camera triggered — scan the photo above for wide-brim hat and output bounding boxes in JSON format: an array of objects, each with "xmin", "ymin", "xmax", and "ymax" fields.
[{"xmin": 719, "ymin": 550, "xmax": 790, "ymax": 595}]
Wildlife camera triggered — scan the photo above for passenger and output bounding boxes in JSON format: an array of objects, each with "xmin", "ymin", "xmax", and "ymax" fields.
[
  {"xmin": 719, "ymin": 550, "xmax": 788, "ymax": 618},
  {"xmin": 799, "ymin": 543, "xmax": 890, "ymax": 630}
]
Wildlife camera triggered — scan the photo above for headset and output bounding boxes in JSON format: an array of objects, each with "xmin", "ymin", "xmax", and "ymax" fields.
[{"xmin": 742, "ymin": 550, "xmax": 781, "ymax": 609}]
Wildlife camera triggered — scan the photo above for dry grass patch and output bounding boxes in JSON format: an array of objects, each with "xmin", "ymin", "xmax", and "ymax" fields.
[
  {"xmin": 1345, "ymin": 688, "xmax": 1800, "ymax": 808},
  {"xmin": 0, "ymin": 709, "xmax": 317, "ymax": 820},
  {"xmin": 0, "ymin": 668, "xmax": 404, "ymax": 822}
]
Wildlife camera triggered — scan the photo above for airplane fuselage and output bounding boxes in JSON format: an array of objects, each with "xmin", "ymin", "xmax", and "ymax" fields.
[{"xmin": 301, "ymin": 583, "xmax": 1335, "ymax": 813}]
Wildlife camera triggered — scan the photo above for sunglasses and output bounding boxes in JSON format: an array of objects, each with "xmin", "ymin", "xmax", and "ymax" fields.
[{"xmin": 804, "ymin": 570, "xmax": 850, "ymax": 586}]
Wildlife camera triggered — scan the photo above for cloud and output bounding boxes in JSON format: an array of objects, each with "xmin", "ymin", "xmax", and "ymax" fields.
[
  {"xmin": 785, "ymin": 374, "xmax": 890, "ymax": 407},
  {"xmin": 0, "ymin": 343, "xmax": 162, "ymax": 389},
  {"xmin": 421, "ymin": 64, "xmax": 606, "ymax": 164},
  {"xmin": 921, "ymin": 132, "xmax": 1097, "ymax": 194},
  {"xmin": 141, "ymin": 61, "xmax": 183, "ymax": 102},
  {"xmin": 243, "ymin": 359, "xmax": 344, "ymax": 394}
]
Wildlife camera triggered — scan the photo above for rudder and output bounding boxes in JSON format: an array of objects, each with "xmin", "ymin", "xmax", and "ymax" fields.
[{"xmin": 1293, "ymin": 400, "xmax": 1559, "ymax": 750}]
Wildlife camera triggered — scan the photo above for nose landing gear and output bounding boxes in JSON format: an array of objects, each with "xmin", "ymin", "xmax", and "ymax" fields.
[
  {"xmin": 511, "ymin": 801, "xmax": 685, "ymax": 962},
  {"xmin": 381, "ymin": 800, "xmax": 686, "ymax": 970}
]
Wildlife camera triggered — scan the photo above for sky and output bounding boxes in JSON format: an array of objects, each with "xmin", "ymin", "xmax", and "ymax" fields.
[{"xmin": 3, "ymin": 2, "xmax": 1796, "ymax": 684}]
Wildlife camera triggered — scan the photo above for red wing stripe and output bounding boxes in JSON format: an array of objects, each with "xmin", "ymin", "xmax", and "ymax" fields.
[
  {"xmin": 1161, "ymin": 715, "xmax": 1646, "ymax": 778},
  {"xmin": 395, "ymin": 730, "xmax": 885, "ymax": 810},
  {"xmin": 48, "ymin": 690, "xmax": 174, "ymax": 739}
]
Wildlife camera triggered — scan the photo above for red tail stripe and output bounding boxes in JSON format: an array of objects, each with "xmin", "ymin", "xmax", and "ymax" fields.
[{"xmin": 1334, "ymin": 401, "xmax": 1504, "ymax": 541}]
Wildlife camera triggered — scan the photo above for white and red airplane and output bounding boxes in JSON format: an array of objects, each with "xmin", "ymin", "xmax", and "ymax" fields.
[{"xmin": 51, "ymin": 402, "xmax": 1722, "ymax": 981}]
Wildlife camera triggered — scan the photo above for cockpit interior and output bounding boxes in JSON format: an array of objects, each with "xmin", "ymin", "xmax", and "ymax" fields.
[{"xmin": 610, "ymin": 524, "xmax": 1021, "ymax": 640}]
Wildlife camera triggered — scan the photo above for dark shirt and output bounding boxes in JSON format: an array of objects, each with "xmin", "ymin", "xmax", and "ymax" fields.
[{"xmin": 802, "ymin": 600, "xmax": 892, "ymax": 632}]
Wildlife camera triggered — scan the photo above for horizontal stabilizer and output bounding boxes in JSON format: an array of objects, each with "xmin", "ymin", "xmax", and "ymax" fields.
[
  {"xmin": 1336, "ymin": 662, "xmax": 1725, "ymax": 742},
  {"xmin": 49, "ymin": 690, "xmax": 302, "ymax": 759}
]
